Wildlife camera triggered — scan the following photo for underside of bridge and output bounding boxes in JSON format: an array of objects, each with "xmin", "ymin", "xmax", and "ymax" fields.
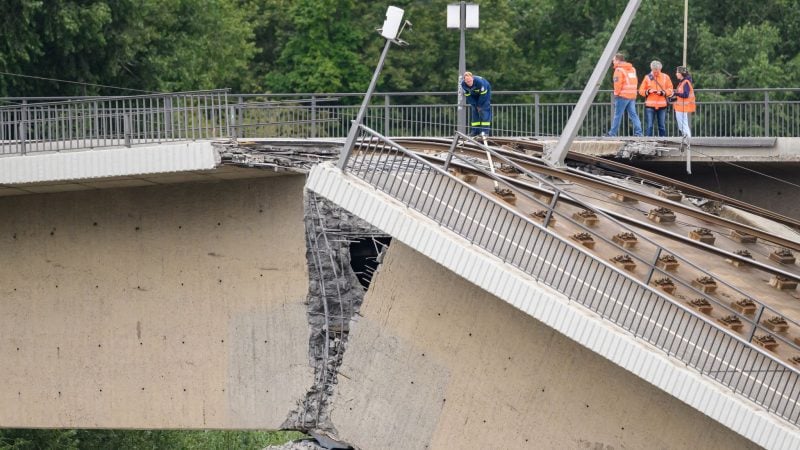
[{"xmin": 1, "ymin": 138, "xmax": 799, "ymax": 449}]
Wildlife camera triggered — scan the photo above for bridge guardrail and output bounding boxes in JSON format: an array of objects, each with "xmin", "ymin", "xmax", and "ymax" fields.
[
  {"xmin": 230, "ymin": 88, "xmax": 800, "ymax": 139},
  {"xmin": 339, "ymin": 123, "xmax": 800, "ymax": 427},
  {"xmin": 1, "ymin": 88, "xmax": 798, "ymax": 155},
  {"xmin": 445, "ymin": 132, "xmax": 800, "ymax": 358},
  {"xmin": 0, "ymin": 90, "xmax": 229, "ymax": 155}
]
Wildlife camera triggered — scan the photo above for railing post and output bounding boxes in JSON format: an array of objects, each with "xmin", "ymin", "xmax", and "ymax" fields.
[
  {"xmin": 222, "ymin": 91, "xmax": 230, "ymax": 138},
  {"xmin": 311, "ymin": 95, "xmax": 317, "ymax": 138},
  {"xmin": 93, "ymin": 101, "xmax": 99, "ymax": 148},
  {"xmin": 384, "ymin": 94, "xmax": 390, "ymax": 136},
  {"xmin": 20, "ymin": 100, "xmax": 27, "ymax": 155},
  {"xmin": 443, "ymin": 134, "xmax": 460, "ymax": 171},
  {"xmin": 124, "ymin": 114, "xmax": 132, "ymax": 148},
  {"xmin": 165, "ymin": 97, "xmax": 173, "ymax": 140},
  {"xmin": 229, "ymin": 104, "xmax": 237, "ymax": 139},
  {"xmin": 764, "ymin": 91, "xmax": 770, "ymax": 137},
  {"xmin": 645, "ymin": 247, "xmax": 663, "ymax": 284},
  {"xmin": 543, "ymin": 191, "xmax": 560, "ymax": 227},
  {"xmin": 748, "ymin": 304, "xmax": 766, "ymax": 342},
  {"xmin": 534, "ymin": 93, "xmax": 540, "ymax": 137},
  {"xmin": 237, "ymin": 96, "xmax": 244, "ymax": 139}
]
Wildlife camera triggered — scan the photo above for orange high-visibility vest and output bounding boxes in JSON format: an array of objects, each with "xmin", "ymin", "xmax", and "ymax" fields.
[
  {"xmin": 674, "ymin": 79, "xmax": 696, "ymax": 113},
  {"xmin": 613, "ymin": 62, "xmax": 638, "ymax": 99},
  {"xmin": 639, "ymin": 72, "xmax": 674, "ymax": 108}
]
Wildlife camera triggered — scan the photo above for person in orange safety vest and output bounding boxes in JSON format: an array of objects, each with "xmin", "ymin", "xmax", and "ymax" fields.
[
  {"xmin": 672, "ymin": 66, "xmax": 696, "ymax": 139},
  {"xmin": 638, "ymin": 60, "xmax": 674, "ymax": 137},
  {"xmin": 605, "ymin": 53, "xmax": 642, "ymax": 137}
]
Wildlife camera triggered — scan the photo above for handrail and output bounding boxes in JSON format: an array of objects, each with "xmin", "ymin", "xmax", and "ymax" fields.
[
  {"xmin": 3, "ymin": 87, "xmax": 800, "ymax": 153},
  {"xmin": 3, "ymin": 87, "xmax": 800, "ymax": 102},
  {"xmin": 0, "ymin": 89, "xmax": 230, "ymax": 109},
  {"xmin": 339, "ymin": 122, "xmax": 800, "ymax": 426},
  {"xmin": 0, "ymin": 90, "xmax": 229, "ymax": 154}
]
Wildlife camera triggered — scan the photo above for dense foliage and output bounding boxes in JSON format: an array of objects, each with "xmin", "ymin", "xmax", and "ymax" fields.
[
  {"xmin": 0, "ymin": 429, "xmax": 305, "ymax": 449},
  {"xmin": 1, "ymin": 0, "xmax": 798, "ymax": 96}
]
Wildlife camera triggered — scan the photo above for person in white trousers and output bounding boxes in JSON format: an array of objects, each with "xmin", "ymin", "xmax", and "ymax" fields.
[{"xmin": 672, "ymin": 66, "xmax": 696, "ymax": 139}]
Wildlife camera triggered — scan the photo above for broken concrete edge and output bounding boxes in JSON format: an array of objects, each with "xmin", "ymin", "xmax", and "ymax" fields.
[
  {"xmin": 280, "ymin": 189, "xmax": 386, "ymax": 449},
  {"xmin": 215, "ymin": 140, "xmax": 340, "ymax": 173},
  {"xmin": 535, "ymin": 137, "xmax": 800, "ymax": 163},
  {"xmin": 306, "ymin": 162, "xmax": 800, "ymax": 450}
]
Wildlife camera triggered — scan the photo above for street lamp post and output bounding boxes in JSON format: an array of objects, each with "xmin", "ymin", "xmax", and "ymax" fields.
[
  {"xmin": 683, "ymin": 0, "xmax": 688, "ymax": 66},
  {"xmin": 447, "ymin": 2, "xmax": 479, "ymax": 134},
  {"xmin": 339, "ymin": 6, "xmax": 410, "ymax": 169}
]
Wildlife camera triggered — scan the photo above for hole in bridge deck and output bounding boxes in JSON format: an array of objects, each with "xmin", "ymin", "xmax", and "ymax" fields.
[{"xmin": 349, "ymin": 237, "xmax": 392, "ymax": 289}]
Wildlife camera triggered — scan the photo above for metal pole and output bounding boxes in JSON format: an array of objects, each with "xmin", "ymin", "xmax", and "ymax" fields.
[
  {"xmin": 339, "ymin": 39, "xmax": 393, "ymax": 169},
  {"xmin": 748, "ymin": 305, "xmax": 766, "ymax": 342},
  {"xmin": 384, "ymin": 94, "xmax": 390, "ymax": 135},
  {"xmin": 544, "ymin": 0, "xmax": 642, "ymax": 167},
  {"xmin": 764, "ymin": 91, "xmax": 770, "ymax": 137},
  {"xmin": 686, "ymin": 142, "xmax": 692, "ymax": 174},
  {"xmin": 443, "ymin": 133, "xmax": 460, "ymax": 171},
  {"xmin": 683, "ymin": 0, "xmax": 688, "ymax": 67},
  {"xmin": 457, "ymin": 1, "xmax": 467, "ymax": 134},
  {"xmin": 20, "ymin": 100, "xmax": 27, "ymax": 155},
  {"xmin": 124, "ymin": 113, "xmax": 131, "ymax": 148},
  {"xmin": 311, "ymin": 95, "xmax": 317, "ymax": 138},
  {"xmin": 481, "ymin": 134, "xmax": 499, "ymax": 190}
]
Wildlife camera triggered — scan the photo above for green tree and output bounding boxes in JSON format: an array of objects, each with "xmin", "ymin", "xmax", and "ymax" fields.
[
  {"xmin": 0, "ymin": 429, "xmax": 305, "ymax": 450},
  {"xmin": 0, "ymin": 0, "xmax": 257, "ymax": 96},
  {"xmin": 0, "ymin": 429, "xmax": 78, "ymax": 450},
  {"xmin": 263, "ymin": 0, "xmax": 372, "ymax": 93}
]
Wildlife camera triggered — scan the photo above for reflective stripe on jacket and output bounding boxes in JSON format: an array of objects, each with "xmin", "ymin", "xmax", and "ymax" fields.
[
  {"xmin": 638, "ymin": 72, "xmax": 674, "ymax": 108},
  {"xmin": 674, "ymin": 78, "xmax": 696, "ymax": 113},
  {"xmin": 613, "ymin": 62, "xmax": 638, "ymax": 99}
]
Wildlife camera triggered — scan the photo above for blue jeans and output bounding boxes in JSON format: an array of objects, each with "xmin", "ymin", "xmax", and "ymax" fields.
[
  {"xmin": 607, "ymin": 96, "xmax": 642, "ymax": 136},
  {"xmin": 645, "ymin": 107, "xmax": 667, "ymax": 137},
  {"xmin": 469, "ymin": 105, "xmax": 492, "ymax": 136}
]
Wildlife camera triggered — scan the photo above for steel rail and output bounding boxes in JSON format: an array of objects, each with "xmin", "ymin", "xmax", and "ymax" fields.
[
  {"xmin": 420, "ymin": 151, "xmax": 800, "ymax": 283},
  {"xmin": 397, "ymin": 136, "xmax": 800, "ymax": 229},
  {"xmin": 396, "ymin": 138, "xmax": 800, "ymax": 252},
  {"xmin": 490, "ymin": 137, "xmax": 800, "ymax": 230}
]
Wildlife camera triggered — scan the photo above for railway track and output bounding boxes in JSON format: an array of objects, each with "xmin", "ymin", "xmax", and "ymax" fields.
[{"xmin": 393, "ymin": 137, "xmax": 800, "ymax": 253}]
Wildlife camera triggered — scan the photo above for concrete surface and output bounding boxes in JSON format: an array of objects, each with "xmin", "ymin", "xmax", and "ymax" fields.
[
  {"xmin": 0, "ymin": 175, "xmax": 311, "ymax": 428},
  {"xmin": 332, "ymin": 242, "xmax": 761, "ymax": 450},
  {"xmin": 0, "ymin": 141, "xmax": 219, "ymax": 185}
]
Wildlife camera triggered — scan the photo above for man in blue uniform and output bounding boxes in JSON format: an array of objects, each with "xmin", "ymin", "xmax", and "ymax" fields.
[{"xmin": 461, "ymin": 71, "xmax": 492, "ymax": 136}]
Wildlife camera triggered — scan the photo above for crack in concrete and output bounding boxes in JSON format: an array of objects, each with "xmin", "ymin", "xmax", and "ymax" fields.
[{"xmin": 282, "ymin": 191, "xmax": 387, "ymax": 449}]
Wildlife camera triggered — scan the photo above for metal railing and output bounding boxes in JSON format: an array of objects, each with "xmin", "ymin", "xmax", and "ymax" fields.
[
  {"xmin": 0, "ymin": 90, "xmax": 229, "ymax": 155},
  {"xmin": 1, "ymin": 88, "xmax": 798, "ymax": 156},
  {"xmin": 339, "ymin": 123, "xmax": 800, "ymax": 426},
  {"xmin": 445, "ymin": 132, "xmax": 800, "ymax": 356},
  {"xmin": 229, "ymin": 88, "xmax": 800, "ymax": 139}
]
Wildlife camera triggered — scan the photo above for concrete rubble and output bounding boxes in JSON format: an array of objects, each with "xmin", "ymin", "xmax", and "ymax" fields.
[
  {"xmin": 281, "ymin": 190, "xmax": 386, "ymax": 449},
  {"xmin": 263, "ymin": 440, "xmax": 328, "ymax": 450},
  {"xmin": 216, "ymin": 139, "xmax": 340, "ymax": 173}
]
